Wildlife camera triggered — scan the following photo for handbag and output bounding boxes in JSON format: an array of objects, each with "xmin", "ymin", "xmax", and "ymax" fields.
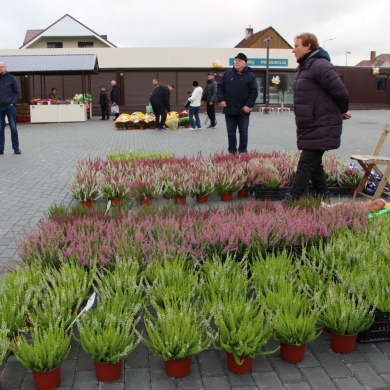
[
  {"xmin": 184, "ymin": 100, "xmax": 190, "ymax": 109},
  {"xmin": 111, "ymin": 104, "xmax": 119, "ymax": 114}
]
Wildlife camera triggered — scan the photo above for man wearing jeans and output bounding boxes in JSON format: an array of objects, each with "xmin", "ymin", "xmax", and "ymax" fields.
[
  {"xmin": 0, "ymin": 62, "xmax": 21, "ymax": 155},
  {"xmin": 217, "ymin": 53, "xmax": 258, "ymax": 154}
]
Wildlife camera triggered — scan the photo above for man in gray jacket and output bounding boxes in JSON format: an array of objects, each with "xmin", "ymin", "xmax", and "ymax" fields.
[
  {"xmin": 203, "ymin": 72, "xmax": 218, "ymax": 129},
  {"xmin": 0, "ymin": 62, "xmax": 21, "ymax": 155}
]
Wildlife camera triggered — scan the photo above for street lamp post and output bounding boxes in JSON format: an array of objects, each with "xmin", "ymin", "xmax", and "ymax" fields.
[
  {"xmin": 323, "ymin": 38, "xmax": 336, "ymax": 48},
  {"xmin": 346, "ymin": 51, "xmax": 351, "ymax": 66},
  {"xmin": 264, "ymin": 37, "xmax": 272, "ymax": 114}
]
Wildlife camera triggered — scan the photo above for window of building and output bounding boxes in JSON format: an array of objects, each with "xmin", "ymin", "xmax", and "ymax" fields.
[
  {"xmin": 78, "ymin": 42, "xmax": 94, "ymax": 48},
  {"xmin": 47, "ymin": 42, "xmax": 63, "ymax": 48},
  {"xmin": 375, "ymin": 76, "xmax": 387, "ymax": 92}
]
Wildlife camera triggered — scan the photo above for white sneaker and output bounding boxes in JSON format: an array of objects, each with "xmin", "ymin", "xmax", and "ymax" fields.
[
  {"xmin": 187, "ymin": 128, "xmax": 197, "ymax": 131},
  {"xmin": 197, "ymin": 127, "xmax": 202, "ymax": 130}
]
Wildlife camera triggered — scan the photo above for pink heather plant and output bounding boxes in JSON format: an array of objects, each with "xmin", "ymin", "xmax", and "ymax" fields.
[
  {"xmin": 188, "ymin": 162, "xmax": 216, "ymax": 197},
  {"xmin": 323, "ymin": 154, "xmax": 346, "ymax": 186},
  {"xmin": 16, "ymin": 202, "xmax": 368, "ymax": 267},
  {"xmin": 211, "ymin": 162, "xmax": 246, "ymax": 194}
]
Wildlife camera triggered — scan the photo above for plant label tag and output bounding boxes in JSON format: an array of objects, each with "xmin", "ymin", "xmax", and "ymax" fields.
[
  {"xmin": 66, "ymin": 292, "xmax": 96, "ymax": 332},
  {"xmin": 105, "ymin": 200, "xmax": 111, "ymax": 215}
]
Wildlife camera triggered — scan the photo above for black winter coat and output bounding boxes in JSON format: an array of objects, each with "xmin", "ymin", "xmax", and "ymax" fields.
[
  {"xmin": 0, "ymin": 72, "xmax": 20, "ymax": 105},
  {"xmin": 203, "ymin": 79, "xmax": 217, "ymax": 103},
  {"xmin": 150, "ymin": 85, "xmax": 171, "ymax": 112},
  {"xmin": 293, "ymin": 49, "xmax": 349, "ymax": 151},
  {"xmin": 110, "ymin": 84, "xmax": 120, "ymax": 104},
  {"xmin": 217, "ymin": 66, "xmax": 258, "ymax": 115}
]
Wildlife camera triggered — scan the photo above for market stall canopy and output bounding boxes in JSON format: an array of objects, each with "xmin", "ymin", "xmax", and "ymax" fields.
[{"xmin": 0, "ymin": 54, "xmax": 99, "ymax": 75}]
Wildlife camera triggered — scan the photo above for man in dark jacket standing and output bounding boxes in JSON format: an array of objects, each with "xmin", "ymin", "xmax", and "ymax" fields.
[
  {"xmin": 203, "ymin": 72, "xmax": 218, "ymax": 129},
  {"xmin": 284, "ymin": 32, "xmax": 351, "ymax": 203},
  {"xmin": 110, "ymin": 80, "xmax": 121, "ymax": 120},
  {"xmin": 217, "ymin": 53, "xmax": 258, "ymax": 154},
  {"xmin": 99, "ymin": 86, "xmax": 110, "ymax": 120},
  {"xmin": 0, "ymin": 62, "xmax": 21, "ymax": 155},
  {"xmin": 150, "ymin": 84, "xmax": 175, "ymax": 131}
]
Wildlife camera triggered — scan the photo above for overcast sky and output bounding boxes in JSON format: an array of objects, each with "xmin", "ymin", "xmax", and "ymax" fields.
[{"xmin": 2, "ymin": 0, "xmax": 388, "ymax": 67}]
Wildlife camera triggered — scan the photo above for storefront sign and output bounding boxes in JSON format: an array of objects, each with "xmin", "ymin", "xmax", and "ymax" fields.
[{"xmin": 229, "ymin": 58, "xmax": 289, "ymax": 67}]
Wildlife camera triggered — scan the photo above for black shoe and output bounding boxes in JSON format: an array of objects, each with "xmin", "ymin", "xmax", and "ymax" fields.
[
  {"xmin": 0, "ymin": 150, "xmax": 3, "ymax": 155},
  {"xmin": 157, "ymin": 127, "xmax": 163, "ymax": 131},
  {"xmin": 113, "ymin": 119, "xmax": 116, "ymax": 121},
  {"xmin": 99, "ymin": 118, "xmax": 105, "ymax": 120},
  {"xmin": 14, "ymin": 148, "xmax": 21, "ymax": 154}
]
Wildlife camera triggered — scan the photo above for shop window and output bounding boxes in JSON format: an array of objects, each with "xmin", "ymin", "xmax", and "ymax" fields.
[
  {"xmin": 47, "ymin": 42, "xmax": 63, "ymax": 48},
  {"xmin": 375, "ymin": 76, "xmax": 387, "ymax": 92},
  {"xmin": 78, "ymin": 42, "xmax": 94, "ymax": 48}
]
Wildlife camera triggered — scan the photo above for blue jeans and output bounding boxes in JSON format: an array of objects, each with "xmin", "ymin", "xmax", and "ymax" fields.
[
  {"xmin": 225, "ymin": 114, "xmax": 250, "ymax": 154},
  {"xmin": 189, "ymin": 106, "xmax": 201, "ymax": 128},
  {"xmin": 0, "ymin": 105, "xmax": 19, "ymax": 150}
]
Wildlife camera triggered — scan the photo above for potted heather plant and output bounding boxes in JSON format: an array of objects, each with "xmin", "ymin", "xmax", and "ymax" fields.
[
  {"xmin": 130, "ymin": 167, "xmax": 164, "ymax": 206},
  {"xmin": 271, "ymin": 283, "xmax": 322, "ymax": 363},
  {"xmin": 76, "ymin": 294, "xmax": 142, "ymax": 382},
  {"xmin": 319, "ymin": 283, "xmax": 375, "ymax": 354},
  {"xmin": 188, "ymin": 162, "xmax": 215, "ymax": 203},
  {"xmin": 12, "ymin": 326, "xmax": 71, "ymax": 390},
  {"xmin": 0, "ymin": 323, "xmax": 10, "ymax": 363},
  {"xmin": 99, "ymin": 164, "xmax": 130, "ymax": 206},
  {"xmin": 142, "ymin": 297, "xmax": 215, "ymax": 378},
  {"xmin": 162, "ymin": 165, "xmax": 192, "ymax": 204},
  {"xmin": 212, "ymin": 162, "xmax": 246, "ymax": 201},
  {"xmin": 67, "ymin": 158, "xmax": 103, "ymax": 207},
  {"xmin": 212, "ymin": 295, "xmax": 277, "ymax": 374}
]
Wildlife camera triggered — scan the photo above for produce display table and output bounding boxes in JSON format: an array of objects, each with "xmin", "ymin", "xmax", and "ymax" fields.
[{"xmin": 30, "ymin": 104, "xmax": 87, "ymax": 123}]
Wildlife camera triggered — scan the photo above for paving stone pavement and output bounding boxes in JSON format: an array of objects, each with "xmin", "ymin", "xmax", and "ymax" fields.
[{"xmin": 1, "ymin": 110, "xmax": 390, "ymax": 389}]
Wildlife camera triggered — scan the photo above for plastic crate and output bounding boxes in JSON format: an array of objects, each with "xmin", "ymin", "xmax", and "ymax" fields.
[
  {"xmin": 357, "ymin": 309, "xmax": 390, "ymax": 343},
  {"xmin": 254, "ymin": 185, "xmax": 289, "ymax": 201}
]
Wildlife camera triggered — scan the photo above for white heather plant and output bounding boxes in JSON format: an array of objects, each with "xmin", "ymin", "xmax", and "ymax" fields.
[{"xmin": 0, "ymin": 323, "xmax": 10, "ymax": 363}]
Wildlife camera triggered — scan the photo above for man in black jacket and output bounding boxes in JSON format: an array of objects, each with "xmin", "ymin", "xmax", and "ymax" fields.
[
  {"xmin": 0, "ymin": 62, "xmax": 21, "ymax": 155},
  {"xmin": 203, "ymin": 72, "xmax": 218, "ymax": 129},
  {"xmin": 99, "ymin": 86, "xmax": 110, "ymax": 120},
  {"xmin": 150, "ymin": 84, "xmax": 175, "ymax": 130},
  {"xmin": 217, "ymin": 53, "xmax": 258, "ymax": 154},
  {"xmin": 110, "ymin": 80, "xmax": 121, "ymax": 120}
]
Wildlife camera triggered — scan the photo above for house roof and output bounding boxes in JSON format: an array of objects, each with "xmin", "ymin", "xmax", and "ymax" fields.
[
  {"xmin": 235, "ymin": 26, "xmax": 293, "ymax": 49},
  {"xmin": 20, "ymin": 14, "xmax": 116, "ymax": 49},
  {"xmin": 356, "ymin": 54, "xmax": 390, "ymax": 67},
  {"xmin": 0, "ymin": 54, "xmax": 99, "ymax": 74}
]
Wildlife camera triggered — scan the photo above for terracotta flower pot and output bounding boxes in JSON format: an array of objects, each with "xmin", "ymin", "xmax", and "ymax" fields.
[
  {"xmin": 330, "ymin": 332, "xmax": 357, "ymax": 354},
  {"xmin": 237, "ymin": 188, "xmax": 249, "ymax": 198},
  {"xmin": 32, "ymin": 366, "xmax": 61, "ymax": 390},
  {"xmin": 94, "ymin": 360, "xmax": 122, "ymax": 382},
  {"xmin": 226, "ymin": 352, "xmax": 253, "ymax": 374},
  {"xmin": 110, "ymin": 198, "xmax": 122, "ymax": 207},
  {"xmin": 174, "ymin": 196, "xmax": 187, "ymax": 205},
  {"xmin": 220, "ymin": 193, "xmax": 233, "ymax": 202},
  {"xmin": 280, "ymin": 342, "xmax": 306, "ymax": 363},
  {"xmin": 196, "ymin": 194, "xmax": 208, "ymax": 203},
  {"xmin": 140, "ymin": 197, "xmax": 152, "ymax": 206},
  {"xmin": 80, "ymin": 199, "xmax": 93, "ymax": 208},
  {"xmin": 117, "ymin": 127, "xmax": 124, "ymax": 131},
  {"xmin": 165, "ymin": 357, "xmax": 191, "ymax": 378}
]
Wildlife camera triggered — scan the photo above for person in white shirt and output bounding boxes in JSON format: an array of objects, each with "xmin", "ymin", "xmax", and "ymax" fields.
[{"xmin": 187, "ymin": 81, "xmax": 203, "ymax": 131}]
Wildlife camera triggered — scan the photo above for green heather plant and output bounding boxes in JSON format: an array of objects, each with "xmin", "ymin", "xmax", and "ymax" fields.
[
  {"xmin": 0, "ymin": 323, "xmax": 10, "ymax": 363},
  {"xmin": 272, "ymin": 284, "xmax": 322, "ymax": 346},
  {"xmin": 68, "ymin": 163, "xmax": 103, "ymax": 201},
  {"xmin": 76, "ymin": 295, "xmax": 141, "ymax": 364},
  {"xmin": 94, "ymin": 259, "xmax": 145, "ymax": 312},
  {"xmin": 337, "ymin": 165, "xmax": 364, "ymax": 187},
  {"xmin": 200, "ymin": 254, "xmax": 249, "ymax": 309},
  {"xmin": 319, "ymin": 283, "xmax": 375, "ymax": 335},
  {"xmin": 142, "ymin": 298, "xmax": 214, "ymax": 361},
  {"xmin": 212, "ymin": 162, "xmax": 246, "ymax": 194},
  {"xmin": 12, "ymin": 326, "xmax": 71, "ymax": 371},
  {"xmin": 188, "ymin": 162, "xmax": 215, "ymax": 196},
  {"xmin": 107, "ymin": 150, "xmax": 174, "ymax": 162},
  {"xmin": 250, "ymin": 251, "xmax": 298, "ymax": 299},
  {"xmin": 212, "ymin": 296, "xmax": 277, "ymax": 363},
  {"xmin": 130, "ymin": 168, "xmax": 164, "ymax": 198},
  {"xmin": 144, "ymin": 256, "xmax": 199, "ymax": 307}
]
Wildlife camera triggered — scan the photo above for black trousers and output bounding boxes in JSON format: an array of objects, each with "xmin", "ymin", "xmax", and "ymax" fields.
[
  {"xmin": 100, "ymin": 104, "xmax": 110, "ymax": 119},
  {"xmin": 206, "ymin": 102, "xmax": 216, "ymax": 126},
  {"xmin": 289, "ymin": 150, "xmax": 328, "ymax": 199},
  {"xmin": 151, "ymin": 103, "xmax": 167, "ymax": 128}
]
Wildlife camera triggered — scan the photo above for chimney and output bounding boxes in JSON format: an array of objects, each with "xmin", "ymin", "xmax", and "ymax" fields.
[
  {"xmin": 245, "ymin": 26, "xmax": 253, "ymax": 39},
  {"xmin": 370, "ymin": 51, "xmax": 376, "ymax": 62},
  {"xmin": 101, "ymin": 35, "xmax": 108, "ymax": 40}
]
